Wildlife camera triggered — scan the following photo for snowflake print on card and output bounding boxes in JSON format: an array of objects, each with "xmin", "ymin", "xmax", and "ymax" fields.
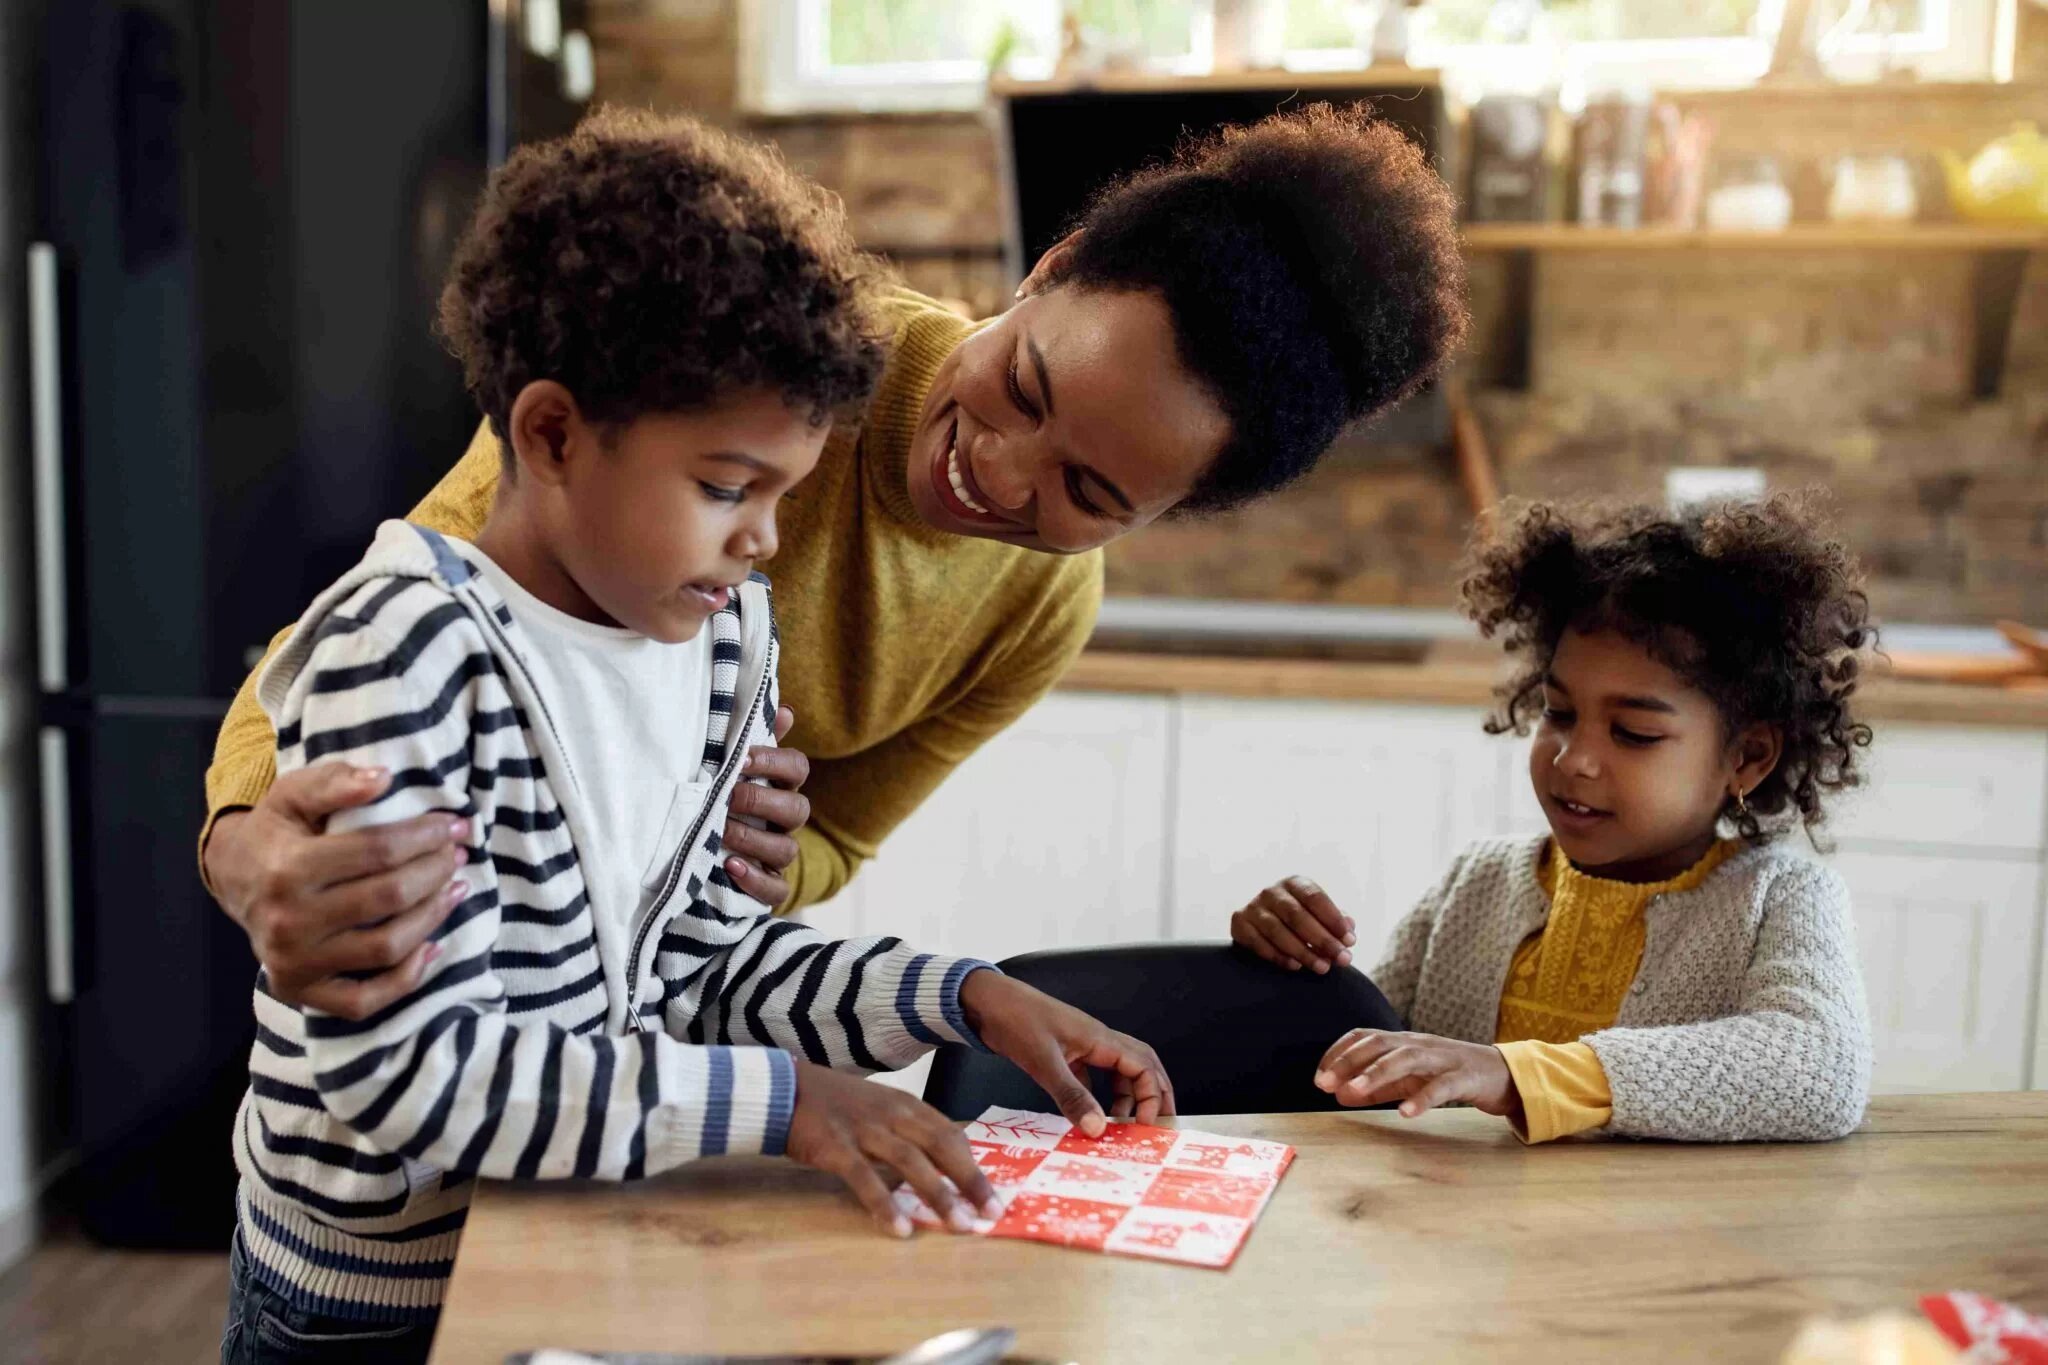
[
  {"xmin": 1164, "ymin": 1134, "xmax": 1294, "ymax": 1179},
  {"xmin": 1105, "ymin": 1207, "xmax": 1255, "ymax": 1269},
  {"xmin": 1054, "ymin": 1125, "xmax": 1177, "ymax": 1165},
  {"xmin": 1022, "ymin": 1154, "xmax": 1161, "ymax": 1207},
  {"xmin": 992, "ymin": 1194, "xmax": 1127, "ymax": 1252},
  {"xmin": 889, "ymin": 1109, "xmax": 1296, "ymax": 1270},
  {"xmin": 1145, "ymin": 1168, "xmax": 1273, "ymax": 1219},
  {"xmin": 966, "ymin": 1141, "xmax": 1048, "ymax": 1188}
]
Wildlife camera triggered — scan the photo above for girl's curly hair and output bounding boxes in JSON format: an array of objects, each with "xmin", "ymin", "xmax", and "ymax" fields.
[
  {"xmin": 1459, "ymin": 494, "xmax": 1877, "ymax": 844},
  {"xmin": 438, "ymin": 107, "xmax": 885, "ymax": 447}
]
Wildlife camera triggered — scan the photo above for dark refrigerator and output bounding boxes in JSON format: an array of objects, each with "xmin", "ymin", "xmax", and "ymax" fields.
[{"xmin": 28, "ymin": 0, "xmax": 590, "ymax": 1248}]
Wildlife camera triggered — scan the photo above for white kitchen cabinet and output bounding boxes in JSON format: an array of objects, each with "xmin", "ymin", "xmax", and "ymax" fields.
[
  {"xmin": 1830, "ymin": 727, "xmax": 2048, "ymax": 854},
  {"xmin": 796, "ymin": 692, "xmax": 1172, "ymax": 965},
  {"xmin": 1831, "ymin": 850, "xmax": 2043, "ymax": 1093},
  {"xmin": 1167, "ymin": 698, "xmax": 1513, "ymax": 957}
]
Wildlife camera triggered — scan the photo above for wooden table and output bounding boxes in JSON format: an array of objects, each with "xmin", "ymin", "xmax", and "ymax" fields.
[{"xmin": 431, "ymin": 1094, "xmax": 2048, "ymax": 1364}]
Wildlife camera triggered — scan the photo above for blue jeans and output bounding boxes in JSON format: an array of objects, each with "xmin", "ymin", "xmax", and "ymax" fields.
[{"xmin": 221, "ymin": 1232, "xmax": 438, "ymax": 1364}]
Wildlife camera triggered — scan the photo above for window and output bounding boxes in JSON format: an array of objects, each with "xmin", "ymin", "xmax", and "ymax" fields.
[
  {"xmin": 740, "ymin": 0, "xmax": 1205, "ymax": 113},
  {"xmin": 740, "ymin": 0, "xmax": 2008, "ymax": 115},
  {"xmin": 1283, "ymin": 0, "xmax": 2003, "ymax": 94}
]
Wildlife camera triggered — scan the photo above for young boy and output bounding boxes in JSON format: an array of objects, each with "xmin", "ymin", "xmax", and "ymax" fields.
[{"xmin": 223, "ymin": 109, "xmax": 1170, "ymax": 1363}]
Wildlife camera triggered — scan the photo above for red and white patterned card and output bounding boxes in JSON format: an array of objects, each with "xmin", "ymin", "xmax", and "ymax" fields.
[
  {"xmin": 891, "ymin": 1107, "xmax": 1295, "ymax": 1269},
  {"xmin": 1922, "ymin": 1292, "xmax": 2048, "ymax": 1363}
]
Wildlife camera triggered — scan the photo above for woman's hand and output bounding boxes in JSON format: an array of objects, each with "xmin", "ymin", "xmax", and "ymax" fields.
[
  {"xmin": 722, "ymin": 706, "xmax": 812, "ymax": 908},
  {"xmin": 1314, "ymin": 1029, "xmax": 1523, "ymax": 1121},
  {"xmin": 959, "ymin": 972, "xmax": 1175, "ymax": 1132},
  {"xmin": 203, "ymin": 763, "xmax": 468, "ymax": 1019},
  {"xmin": 1230, "ymin": 876, "xmax": 1357, "ymax": 974}
]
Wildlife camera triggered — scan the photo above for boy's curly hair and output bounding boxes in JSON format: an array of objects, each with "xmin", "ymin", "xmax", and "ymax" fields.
[
  {"xmin": 438, "ymin": 107, "xmax": 884, "ymax": 451},
  {"xmin": 1459, "ymin": 494, "xmax": 1877, "ymax": 844},
  {"xmin": 1044, "ymin": 102, "xmax": 1468, "ymax": 514}
]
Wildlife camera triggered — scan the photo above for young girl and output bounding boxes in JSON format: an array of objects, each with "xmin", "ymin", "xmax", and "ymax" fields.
[{"xmin": 1232, "ymin": 495, "xmax": 1875, "ymax": 1143}]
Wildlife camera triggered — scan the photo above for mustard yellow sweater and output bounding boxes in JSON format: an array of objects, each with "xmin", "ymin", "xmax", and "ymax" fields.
[
  {"xmin": 203, "ymin": 285, "xmax": 1105, "ymax": 910},
  {"xmin": 1496, "ymin": 840, "xmax": 1737, "ymax": 1142}
]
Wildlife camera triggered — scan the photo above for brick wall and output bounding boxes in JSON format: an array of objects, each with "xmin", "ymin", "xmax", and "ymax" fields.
[{"xmin": 591, "ymin": 0, "xmax": 2048, "ymax": 626}]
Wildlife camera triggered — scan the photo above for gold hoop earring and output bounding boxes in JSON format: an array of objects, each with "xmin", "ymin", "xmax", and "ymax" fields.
[{"xmin": 1731, "ymin": 786, "xmax": 1749, "ymax": 817}]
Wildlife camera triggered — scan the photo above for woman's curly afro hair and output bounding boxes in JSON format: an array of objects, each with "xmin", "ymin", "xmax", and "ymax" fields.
[
  {"xmin": 438, "ymin": 106, "xmax": 884, "ymax": 448},
  {"xmin": 1460, "ymin": 494, "xmax": 1877, "ymax": 844},
  {"xmin": 1043, "ymin": 102, "xmax": 1469, "ymax": 514}
]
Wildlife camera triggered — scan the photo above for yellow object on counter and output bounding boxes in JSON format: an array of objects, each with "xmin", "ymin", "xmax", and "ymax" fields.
[{"xmin": 1941, "ymin": 122, "xmax": 2048, "ymax": 224}]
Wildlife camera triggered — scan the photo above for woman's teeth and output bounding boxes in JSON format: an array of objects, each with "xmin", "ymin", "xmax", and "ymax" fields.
[
  {"xmin": 946, "ymin": 437, "xmax": 992, "ymax": 516},
  {"xmin": 1557, "ymin": 797, "xmax": 1602, "ymax": 817}
]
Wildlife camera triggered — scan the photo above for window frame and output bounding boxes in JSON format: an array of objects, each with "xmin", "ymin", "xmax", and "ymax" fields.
[{"xmin": 739, "ymin": 0, "xmax": 2012, "ymax": 117}]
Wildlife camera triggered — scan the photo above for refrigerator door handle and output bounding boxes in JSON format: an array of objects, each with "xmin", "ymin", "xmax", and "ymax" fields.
[
  {"xmin": 29, "ymin": 243, "xmax": 76, "ymax": 1004},
  {"xmin": 28, "ymin": 242, "xmax": 66, "ymax": 695},
  {"xmin": 37, "ymin": 731, "xmax": 75, "ymax": 1005},
  {"xmin": 29, "ymin": 242, "xmax": 77, "ymax": 1002}
]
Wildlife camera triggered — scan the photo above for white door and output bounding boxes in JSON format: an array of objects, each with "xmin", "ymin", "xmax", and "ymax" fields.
[
  {"xmin": 1830, "ymin": 850, "xmax": 2042, "ymax": 1093},
  {"xmin": 802, "ymin": 692, "xmax": 1172, "ymax": 967},
  {"xmin": 1168, "ymin": 698, "xmax": 1510, "ymax": 961}
]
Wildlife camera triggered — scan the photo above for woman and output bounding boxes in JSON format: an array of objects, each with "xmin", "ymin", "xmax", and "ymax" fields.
[{"xmin": 202, "ymin": 103, "xmax": 1468, "ymax": 1019}]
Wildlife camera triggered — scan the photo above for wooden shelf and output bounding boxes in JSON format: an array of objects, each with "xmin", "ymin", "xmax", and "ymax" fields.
[
  {"xmin": 1462, "ymin": 223, "xmax": 2048, "ymax": 251},
  {"xmin": 1464, "ymin": 222, "xmax": 2043, "ymax": 397},
  {"xmin": 1670, "ymin": 78, "xmax": 2031, "ymax": 103},
  {"xmin": 991, "ymin": 65, "xmax": 1438, "ymax": 98}
]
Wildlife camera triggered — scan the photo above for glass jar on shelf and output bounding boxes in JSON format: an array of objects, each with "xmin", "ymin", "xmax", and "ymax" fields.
[{"xmin": 1704, "ymin": 155, "xmax": 1793, "ymax": 232}]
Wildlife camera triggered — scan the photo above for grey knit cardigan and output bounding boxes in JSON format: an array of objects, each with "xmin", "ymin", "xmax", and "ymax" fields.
[{"xmin": 1371, "ymin": 834, "xmax": 1872, "ymax": 1142}]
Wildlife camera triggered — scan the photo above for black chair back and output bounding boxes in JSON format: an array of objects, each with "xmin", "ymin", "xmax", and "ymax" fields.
[{"xmin": 922, "ymin": 942, "xmax": 1403, "ymax": 1120}]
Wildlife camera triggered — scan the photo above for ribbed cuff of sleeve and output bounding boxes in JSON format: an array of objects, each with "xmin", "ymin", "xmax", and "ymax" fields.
[
  {"xmin": 863, "ymin": 953, "xmax": 1000, "ymax": 1062},
  {"xmin": 1497, "ymin": 1040, "xmax": 1614, "ymax": 1144},
  {"xmin": 197, "ymin": 752, "xmax": 277, "ymax": 896},
  {"xmin": 755, "ymin": 1048, "xmax": 798, "ymax": 1157},
  {"xmin": 654, "ymin": 1046, "xmax": 798, "ymax": 1165}
]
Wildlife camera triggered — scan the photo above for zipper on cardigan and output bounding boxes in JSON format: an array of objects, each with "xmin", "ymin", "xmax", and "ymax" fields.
[{"xmin": 622, "ymin": 609, "xmax": 778, "ymax": 1033}]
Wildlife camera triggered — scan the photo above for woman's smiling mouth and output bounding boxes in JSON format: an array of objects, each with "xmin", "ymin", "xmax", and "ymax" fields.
[{"xmin": 931, "ymin": 415, "xmax": 1023, "ymax": 531}]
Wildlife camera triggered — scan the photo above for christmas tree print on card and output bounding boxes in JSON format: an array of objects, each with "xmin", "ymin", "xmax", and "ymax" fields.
[{"xmin": 892, "ymin": 1107, "xmax": 1294, "ymax": 1269}]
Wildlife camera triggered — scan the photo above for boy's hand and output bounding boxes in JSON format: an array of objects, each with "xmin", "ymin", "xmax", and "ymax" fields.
[
  {"xmin": 723, "ymin": 706, "xmax": 810, "ymax": 908},
  {"xmin": 959, "ymin": 972, "xmax": 1175, "ymax": 1133},
  {"xmin": 1230, "ymin": 876, "xmax": 1357, "ymax": 974},
  {"xmin": 785, "ymin": 1061, "xmax": 1000, "ymax": 1239},
  {"xmin": 1314, "ymin": 1029, "xmax": 1522, "ymax": 1121}
]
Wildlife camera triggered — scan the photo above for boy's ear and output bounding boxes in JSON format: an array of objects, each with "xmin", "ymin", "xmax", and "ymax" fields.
[
  {"xmin": 1731, "ymin": 722, "xmax": 1784, "ymax": 798},
  {"xmin": 506, "ymin": 380, "xmax": 589, "ymax": 488}
]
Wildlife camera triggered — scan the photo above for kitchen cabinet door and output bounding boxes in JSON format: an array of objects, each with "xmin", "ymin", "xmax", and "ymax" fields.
[
  {"xmin": 1168, "ymin": 699, "xmax": 1510, "ymax": 959},
  {"xmin": 1830, "ymin": 850, "xmax": 2042, "ymax": 1093},
  {"xmin": 798, "ymin": 693, "xmax": 1173, "ymax": 966},
  {"xmin": 1830, "ymin": 726, "xmax": 2048, "ymax": 855}
]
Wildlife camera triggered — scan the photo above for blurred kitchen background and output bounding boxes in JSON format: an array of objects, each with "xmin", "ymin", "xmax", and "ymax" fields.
[{"xmin": 1, "ymin": 1, "xmax": 2046, "ymax": 1357}]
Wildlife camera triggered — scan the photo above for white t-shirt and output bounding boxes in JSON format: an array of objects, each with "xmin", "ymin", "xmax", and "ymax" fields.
[{"xmin": 461, "ymin": 544, "xmax": 712, "ymax": 928}]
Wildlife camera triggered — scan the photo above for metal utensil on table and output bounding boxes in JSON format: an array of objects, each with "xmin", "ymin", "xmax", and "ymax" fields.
[
  {"xmin": 508, "ymin": 1326, "xmax": 1029, "ymax": 1365},
  {"xmin": 878, "ymin": 1327, "xmax": 1017, "ymax": 1365}
]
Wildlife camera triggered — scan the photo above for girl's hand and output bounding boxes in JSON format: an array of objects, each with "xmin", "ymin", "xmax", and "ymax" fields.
[
  {"xmin": 1314, "ymin": 1029, "xmax": 1523, "ymax": 1122},
  {"xmin": 1230, "ymin": 876, "xmax": 1357, "ymax": 974}
]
